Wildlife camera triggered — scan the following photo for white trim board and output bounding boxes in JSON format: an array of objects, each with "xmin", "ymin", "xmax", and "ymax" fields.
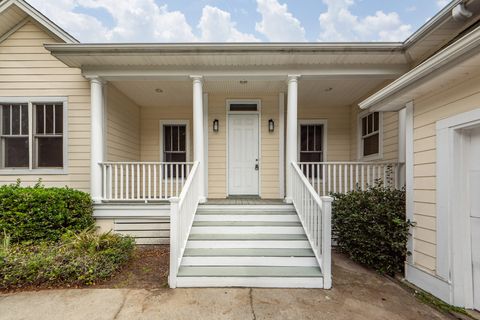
[
  {"xmin": 279, "ymin": 92, "xmax": 285, "ymax": 199},
  {"xmin": 405, "ymin": 263, "xmax": 451, "ymax": 304},
  {"xmin": 436, "ymin": 107, "xmax": 480, "ymax": 308}
]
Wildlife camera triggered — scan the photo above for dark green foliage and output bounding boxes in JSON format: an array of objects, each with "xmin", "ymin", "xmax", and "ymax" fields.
[
  {"xmin": 332, "ymin": 183, "xmax": 412, "ymax": 275},
  {"xmin": 0, "ymin": 181, "xmax": 94, "ymax": 243},
  {"xmin": 0, "ymin": 228, "xmax": 135, "ymax": 289}
]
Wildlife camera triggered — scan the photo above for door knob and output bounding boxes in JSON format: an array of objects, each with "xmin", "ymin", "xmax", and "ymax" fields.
[{"xmin": 255, "ymin": 164, "xmax": 259, "ymax": 170}]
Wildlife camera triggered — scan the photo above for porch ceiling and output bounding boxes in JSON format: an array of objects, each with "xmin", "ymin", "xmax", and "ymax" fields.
[{"xmin": 111, "ymin": 77, "xmax": 389, "ymax": 108}]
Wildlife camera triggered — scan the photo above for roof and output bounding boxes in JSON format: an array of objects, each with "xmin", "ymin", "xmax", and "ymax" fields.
[
  {"xmin": 359, "ymin": 24, "xmax": 480, "ymax": 111},
  {"xmin": 0, "ymin": 0, "xmax": 78, "ymax": 43}
]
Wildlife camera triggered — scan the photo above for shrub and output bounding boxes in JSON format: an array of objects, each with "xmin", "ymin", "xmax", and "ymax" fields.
[
  {"xmin": 0, "ymin": 181, "xmax": 94, "ymax": 243},
  {"xmin": 0, "ymin": 228, "xmax": 135, "ymax": 289},
  {"xmin": 332, "ymin": 183, "xmax": 412, "ymax": 275}
]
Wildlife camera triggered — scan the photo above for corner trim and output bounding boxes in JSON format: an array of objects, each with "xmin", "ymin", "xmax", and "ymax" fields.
[{"xmin": 405, "ymin": 263, "xmax": 451, "ymax": 304}]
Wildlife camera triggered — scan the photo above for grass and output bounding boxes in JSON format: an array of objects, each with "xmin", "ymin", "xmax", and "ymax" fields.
[{"xmin": 413, "ymin": 290, "xmax": 472, "ymax": 318}]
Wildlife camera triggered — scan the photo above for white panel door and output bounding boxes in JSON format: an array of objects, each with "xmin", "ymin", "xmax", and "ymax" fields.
[
  {"xmin": 469, "ymin": 127, "xmax": 480, "ymax": 311},
  {"xmin": 228, "ymin": 114, "xmax": 259, "ymax": 195}
]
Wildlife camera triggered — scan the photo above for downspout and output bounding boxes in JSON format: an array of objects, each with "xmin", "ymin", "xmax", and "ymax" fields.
[{"xmin": 452, "ymin": 2, "xmax": 473, "ymax": 22}]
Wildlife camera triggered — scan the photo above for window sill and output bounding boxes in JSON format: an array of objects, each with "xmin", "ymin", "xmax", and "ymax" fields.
[
  {"xmin": 0, "ymin": 168, "xmax": 68, "ymax": 175},
  {"xmin": 359, "ymin": 154, "xmax": 383, "ymax": 162}
]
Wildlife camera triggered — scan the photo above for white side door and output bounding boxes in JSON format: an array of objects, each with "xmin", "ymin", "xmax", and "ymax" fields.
[
  {"xmin": 228, "ymin": 114, "xmax": 259, "ymax": 195},
  {"xmin": 470, "ymin": 127, "xmax": 480, "ymax": 311}
]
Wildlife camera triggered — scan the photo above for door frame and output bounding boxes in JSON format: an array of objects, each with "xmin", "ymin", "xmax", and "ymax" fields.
[
  {"xmin": 226, "ymin": 99, "xmax": 262, "ymax": 197},
  {"xmin": 437, "ymin": 107, "xmax": 480, "ymax": 308}
]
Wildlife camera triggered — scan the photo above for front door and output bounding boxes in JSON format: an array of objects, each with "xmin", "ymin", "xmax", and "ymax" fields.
[
  {"xmin": 469, "ymin": 127, "xmax": 480, "ymax": 310},
  {"xmin": 228, "ymin": 114, "xmax": 259, "ymax": 195}
]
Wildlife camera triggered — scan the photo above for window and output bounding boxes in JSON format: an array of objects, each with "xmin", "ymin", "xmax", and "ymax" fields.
[
  {"xmin": 0, "ymin": 99, "xmax": 66, "ymax": 171},
  {"xmin": 360, "ymin": 112, "xmax": 382, "ymax": 159},
  {"xmin": 298, "ymin": 121, "xmax": 326, "ymax": 178},
  {"xmin": 162, "ymin": 124, "xmax": 187, "ymax": 162}
]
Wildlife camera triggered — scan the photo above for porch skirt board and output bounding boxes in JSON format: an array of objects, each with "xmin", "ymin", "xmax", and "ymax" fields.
[{"xmin": 113, "ymin": 218, "xmax": 170, "ymax": 245}]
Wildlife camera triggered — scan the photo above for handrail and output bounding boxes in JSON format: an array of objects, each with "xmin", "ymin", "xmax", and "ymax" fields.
[
  {"xmin": 100, "ymin": 162, "xmax": 195, "ymax": 201},
  {"xmin": 168, "ymin": 161, "xmax": 201, "ymax": 288},
  {"xmin": 298, "ymin": 161, "xmax": 403, "ymax": 196},
  {"xmin": 291, "ymin": 161, "xmax": 332, "ymax": 289}
]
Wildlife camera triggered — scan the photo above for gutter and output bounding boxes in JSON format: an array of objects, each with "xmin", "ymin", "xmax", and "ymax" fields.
[
  {"xmin": 359, "ymin": 25, "xmax": 480, "ymax": 110},
  {"xmin": 403, "ymin": 0, "xmax": 464, "ymax": 49},
  {"xmin": 44, "ymin": 42, "xmax": 404, "ymax": 55}
]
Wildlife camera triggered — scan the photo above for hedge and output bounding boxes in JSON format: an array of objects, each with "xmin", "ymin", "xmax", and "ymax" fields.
[
  {"xmin": 0, "ymin": 181, "xmax": 94, "ymax": 243},
  {"xmin": 332, "ymin": 183, "xmax": 412, "ymax": 275}
]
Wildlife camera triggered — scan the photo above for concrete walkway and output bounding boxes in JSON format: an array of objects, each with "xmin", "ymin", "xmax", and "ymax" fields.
[{"xmin": 0, "ymin": 254, "xmax": 450, "ymax": 320}]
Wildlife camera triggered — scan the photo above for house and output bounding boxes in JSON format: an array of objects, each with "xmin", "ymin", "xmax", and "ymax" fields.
[{"xmin": 0, "ymin": 0, "xmax": 479, "ymax": 305}]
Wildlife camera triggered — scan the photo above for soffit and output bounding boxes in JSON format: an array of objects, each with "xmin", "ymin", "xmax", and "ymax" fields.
[{"xmin": 112, "ymin": 78, "xmax": 387, "ymax": 109}]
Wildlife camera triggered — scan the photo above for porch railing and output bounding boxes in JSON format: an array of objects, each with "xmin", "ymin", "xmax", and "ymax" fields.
[
  {"xmin": 291, "ymin": 161, "xmax": 332, "ymax": 289},
  {"xmin": 100, "ymin": 162, "xmax": 195, "ymax": 201},
  {"xmin": 168, "ymin": 161, "xmax": 201, "ymax": 288},
  {"xmin": 298, "ymin": 161, "xmax": 403, "ymax": 197}
]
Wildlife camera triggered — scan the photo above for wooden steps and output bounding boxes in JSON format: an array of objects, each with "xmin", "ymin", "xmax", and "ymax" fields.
[{"xmin": 176, "ymin": 204, "xmax": 323, "ymax": 288}]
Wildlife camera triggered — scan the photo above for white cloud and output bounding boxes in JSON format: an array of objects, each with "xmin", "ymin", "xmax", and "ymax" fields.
[
  {"xmin": 318, "ymin": 0, "xmax": 412, "ymax": 42},
  {"xmin": 26, "ymin": 0, "xmax": 259, "ymax": 43},
  {"xmin": 27, "ymin": 0, "xmax": 109, "ymax": 42},
  {"xmin": 255, "ymin": 0, "xmax": 306, "ymax": 42},
  {"xmin": 436, "ymin": 0, "xmax": 450, "ymax": 8},
  {"xmin": 198, "ymin": 6, "xmax": 259, "ymax": 42},
  {"xmin": 76, "ymin": 0, "xmax": 196, "ymax": 42}
]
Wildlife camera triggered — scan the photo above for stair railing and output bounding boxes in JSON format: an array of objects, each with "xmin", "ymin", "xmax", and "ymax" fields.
[
  {"xmin": 168, "ymin": 161, "xmax": 201, "ymax": 288},
  {"xmin": 291, "ymin": 161, "xmax": 333, "ymax": 289}
]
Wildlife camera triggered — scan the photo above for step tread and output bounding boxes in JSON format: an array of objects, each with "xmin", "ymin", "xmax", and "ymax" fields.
[
  {"xmin": 188, "ymin": 234, "xmax": 308, "ymax": 240},
  {"xmin": 196, "ymin": 211, "xmax": 297, "ymax": 215},
  {"xmin": 177, "ymin": 266, "xmax": 322, "ymax": 277},
  {"xmin": 192, "ymin": 221, "xmax": 302, "ymax": 227},
  {"xmin": 183, "ymin": 248, "xmax": 315, "ymax": 257}
]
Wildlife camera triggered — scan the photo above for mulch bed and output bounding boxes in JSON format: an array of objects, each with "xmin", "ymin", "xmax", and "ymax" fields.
[
  {"xmin": 0, "ymin": 245, "xmax": 170, "ymax": 293},
  {"xmin": 96, "ymin": 245, "xmax": 169, "ymax": 289}
]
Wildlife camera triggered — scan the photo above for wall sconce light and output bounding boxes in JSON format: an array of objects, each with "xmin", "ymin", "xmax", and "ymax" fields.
[
  {"xmin": 268, "ymin": 119, "xmax": 274, "ymax": 132},
  {"xmin": 213, "ymin": 119, "xmax": 219, "ymax": 132}
]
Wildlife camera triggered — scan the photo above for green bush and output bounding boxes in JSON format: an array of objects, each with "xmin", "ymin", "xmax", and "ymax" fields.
[
  {"xmin": 0, "ymin": 228, "xmax": 135, "ymax": 289},
  {"xmin": 0, "ymin": 181, "xmax": 94, "ymax": 243},
  {"xmin": 332, "ymin": 183, "xmax": 412, "ymax": 275}
]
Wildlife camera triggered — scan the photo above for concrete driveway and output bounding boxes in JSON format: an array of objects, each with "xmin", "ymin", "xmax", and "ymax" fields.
[{"xmin": 0, "ymin": 253, "xmax": 450, "ymax": 320}]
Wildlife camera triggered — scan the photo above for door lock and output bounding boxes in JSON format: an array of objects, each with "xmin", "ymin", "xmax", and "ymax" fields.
[{"xmin": 255, "ymin": 164, "xmax": 259, "ymax": 170}]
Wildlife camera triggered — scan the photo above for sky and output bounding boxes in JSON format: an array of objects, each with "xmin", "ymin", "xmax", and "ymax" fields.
[{"xmin": 27, "ymin": 0, "xmax": 452, "ymax": 43}]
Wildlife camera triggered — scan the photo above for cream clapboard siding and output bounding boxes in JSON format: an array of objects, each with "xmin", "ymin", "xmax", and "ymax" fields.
[
  {"xmin": 298, "ymin": 104, "xmax": 351, "ymax": 161},
  {"xmin": 207, "ymin": 94, "xmax": 280, "ymax": 199},
  {"xmin": 412, "ymin": 71, "xmax": 480, "ymax": 274},
  {"xmin": 0, "ymin": 21, "xmax": 90, "ymax": 191},
  {"xmin": 349, "ymin": 105, "xmax": 399, "ymax": 162},
  {"xmin": 106, "ymin": 84, "xmax": 141, "ymax": 161},
  {"xmin": 140, "ymin": 104, "xmax": 193, "ymax": 162}
]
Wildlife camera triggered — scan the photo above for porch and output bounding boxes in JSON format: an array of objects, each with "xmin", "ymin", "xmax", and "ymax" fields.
[{"xmin": 87, "ymin": 75, "xmax": 403, "ymax": 289}]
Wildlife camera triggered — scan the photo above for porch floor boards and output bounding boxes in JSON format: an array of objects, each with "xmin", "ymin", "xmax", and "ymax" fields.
[{"xmin": 205, "ymin": 198, "xmax": 285, "ymax": 205}]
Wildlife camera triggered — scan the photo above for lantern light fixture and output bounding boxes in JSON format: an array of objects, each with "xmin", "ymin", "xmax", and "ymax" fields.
[
  {"xmin": 213, "ymin": 119, "xmax": 219, "ymax": 132},
  {"xmin": 268, "ymin": 119, "xmax": 274, "ymax": 132}
]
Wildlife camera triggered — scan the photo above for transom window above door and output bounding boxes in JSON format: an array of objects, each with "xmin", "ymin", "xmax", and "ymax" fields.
[{"xmin": 0, "ymin": 99, "xmax": 66, "ymax": 171}]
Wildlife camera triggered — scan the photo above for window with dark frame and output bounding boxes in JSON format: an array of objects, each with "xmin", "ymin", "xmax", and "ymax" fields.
[
  {"xmin": 163, "ymin": 124, "xmax": 187, "ymax": 177},
  {"xmin": 361, "ymin": 112, "xmax": 380, "ymax": 157},
  {"xmin": 34, "ymin": 103, "xmax": 63, "ymax": 167},
  {"xmin": 300, "ymin": 123, "xmax": 324, "ymax": 178},
  {"xmin": 1, "ymin": 104, "xmax": 29, "ymax": 168},
  {"xmin": 0, "ymin": 101, "xmax": 64, "ymax": 170}
]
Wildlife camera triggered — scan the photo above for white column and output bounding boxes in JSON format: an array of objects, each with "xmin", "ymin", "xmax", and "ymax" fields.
[
  {"xmin": 90, "ymin": 77, "xmax": 105, "ymax": 203},
  {"xmin": 191, "ymin": 76, "xmax": 205, "ymax": 202},
  {"xmin": 285, "ymin": 75, "xmax": 300, "ymax": 202}
]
